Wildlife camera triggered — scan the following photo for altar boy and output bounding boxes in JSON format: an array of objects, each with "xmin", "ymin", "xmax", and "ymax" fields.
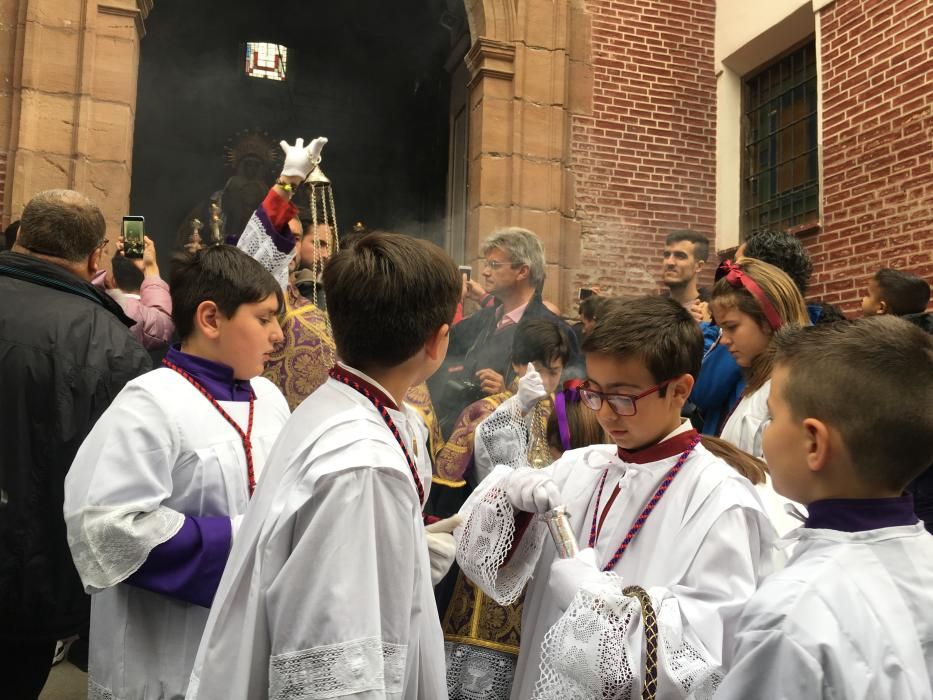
[
  {"xmin": 456, "ymin": 295, "xmax": 777, "ymax": 699},
  {"xmin": 715, "ymin": 316, "xmax": 933, "ymax": 699},
  {"xmin": 63, "ymin": 246, "xmax": 291, "ymax": 700},
  {"xmin": 187, "ymin": 232, "xmax": 462, "ymax": 699}
]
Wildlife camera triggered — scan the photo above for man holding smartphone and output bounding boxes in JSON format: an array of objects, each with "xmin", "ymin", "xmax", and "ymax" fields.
[{"xmin": 0, "ymin": 190, "xmax": 151, "ymax": 698}]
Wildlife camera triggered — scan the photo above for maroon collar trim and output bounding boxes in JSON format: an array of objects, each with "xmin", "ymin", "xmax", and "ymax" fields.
[
  {"xmin": 617, "ymin": 429, "xmax": 700, "ymax": 464},
  {"xmin": 330, "ymin": 364, "xmax": 400, "ymax": 411}
]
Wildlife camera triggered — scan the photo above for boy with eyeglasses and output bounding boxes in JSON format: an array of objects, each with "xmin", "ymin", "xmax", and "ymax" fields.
[{"xmin": 456, "ymin": 295, "xmax": 777, "ymax": 699}]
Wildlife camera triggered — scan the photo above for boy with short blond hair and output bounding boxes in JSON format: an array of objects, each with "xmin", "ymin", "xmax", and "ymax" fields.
[
  {"xmin": 188, "ymin": 232, "xmax": 463, "ymax": 699},
  {"xmin": 715, "ymin": 316, "xmax": 933, "ymax": 699},
  {"xmin": 456, "ymin": 295, "xmax": 777, "ymax": 699}
]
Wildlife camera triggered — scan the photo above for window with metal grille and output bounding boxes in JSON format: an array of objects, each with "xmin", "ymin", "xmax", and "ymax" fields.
[
  {"xmin": 742, "ymin": 40, "xmax": 819, "ymax": 234},
  {"xmin": 245, "ymin": 42, "xmax": 287, "ymax": 82}
]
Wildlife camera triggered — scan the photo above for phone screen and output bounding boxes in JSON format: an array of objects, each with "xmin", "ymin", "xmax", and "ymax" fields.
[
  {"xmin": 458, "ymin": 265, "xmax": 472, "ymax": 282},
  {"xmin": 122, "ymin": 216, "xmax": 145, "ymax": 259},
  {"xmin": 579, "ymin": 287, "xmax": 595, "ymax": 301}
]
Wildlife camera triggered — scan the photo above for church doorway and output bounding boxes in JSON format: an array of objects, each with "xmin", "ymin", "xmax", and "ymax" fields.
[{"xmin": 129, "ymin": 0, "xmax": 469, "ymax": 263}]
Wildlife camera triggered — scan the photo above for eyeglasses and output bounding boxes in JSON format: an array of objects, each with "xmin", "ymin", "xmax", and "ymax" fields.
[
  {"xmin": 96, "ymin": 238, "xmax": 110, "ymax": 251},
  {"xmin": 578, "ymin": 380, "xmax": 672, "ymax": 416},
  {"xmin": 482, "ymin": 259, "xmax": 517, "ymax": 270}
]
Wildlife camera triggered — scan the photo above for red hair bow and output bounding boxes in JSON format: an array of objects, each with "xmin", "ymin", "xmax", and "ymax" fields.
[{"xmin": 720, "ymin": 260, "xmax": 783, "ymax": 331}]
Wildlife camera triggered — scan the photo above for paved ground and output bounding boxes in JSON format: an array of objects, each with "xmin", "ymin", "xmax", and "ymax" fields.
[{"xmin": 40, "ymin": 662, "xmax": 87, "ymax": 700}]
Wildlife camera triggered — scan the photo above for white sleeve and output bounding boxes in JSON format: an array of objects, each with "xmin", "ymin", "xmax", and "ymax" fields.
[
  {"xmin": 262, "ymin": 467, "xmax": 420, "ymax": 700},
  {"xmin": 534, "ymin": 507, "xmax": 765, "ymax": 699},
  {"xmin": 473, "ymin": 395, "xmax": 531, "ymax": 482},
  {"xmin": 237, "ymin": 210, "xmax": 296, "ymax": 291},
  {"xmin": 63, "ymin": 383, "xmax": 185, "ymax": 592},
  {"xmin": 713, "ymin": 628, "xmax": 825, "ymax": 700},
  {"xmin": 455, "ymin": 464, "xmax": 550, "ymax": 606}
]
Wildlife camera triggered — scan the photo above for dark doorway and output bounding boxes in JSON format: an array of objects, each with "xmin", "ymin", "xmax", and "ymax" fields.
[{"xmin": 130, "ymin": 0, "xmax": 468, "ymax": 264}]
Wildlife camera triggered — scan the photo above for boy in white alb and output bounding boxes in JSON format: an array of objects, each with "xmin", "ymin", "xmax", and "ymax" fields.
[
  {"xmin": 187, "ymin": 232, "xmax": 463, "ymax": 699},
  {"xmin": 456, "ymin": 296, "xmax": 778, "ymax": 699},
  {"xmin": 714, "ymin": 316, "xmax": 933, "ymax": 699},
  {"xmin": 63, "ymin": 246, "xmax": 291, "ymax": 700}
]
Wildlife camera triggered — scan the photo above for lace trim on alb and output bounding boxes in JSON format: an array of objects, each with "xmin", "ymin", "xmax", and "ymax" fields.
[
  {"xmin": 87, "ymin": 677, "xmax": 118, "ymax": 700},
  {"xmin": 268, "ymin": 636, "xmax": 407, "ymax": 699},
  {"xmin": 238, "ymin": 213, "xmax": 296, "ymax": 291},
  {"xmin": 445, "ymin": 641, "xmax": 516, "ymax": 700}
]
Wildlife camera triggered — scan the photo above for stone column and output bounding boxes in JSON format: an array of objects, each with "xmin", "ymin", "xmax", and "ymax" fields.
[
  {"xmin": 1, "ymin": 0, "xmax": 152, "ymax": 241},
  {"xmin": 463, "ymin": 0, "xmax": 587, "ymax": 313}
]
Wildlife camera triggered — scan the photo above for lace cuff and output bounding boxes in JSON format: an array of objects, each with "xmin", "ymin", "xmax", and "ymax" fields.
[
  {"xmin": 238, "ymin": 212, "xmax": 296, "ymax": 290},
  {"xmin": 269, "ymin": 636, "xmax": 407, "ymax": 699},
  {"xmin": 456, "ymin": 466, "xmax": 548, "ymax": 606},
  {"xmin": 476, "ymin": 396, "xmax": 531, "ymax": 469},
  {"xmin": 67, "ymin": 504, "xmax": 185, "ymax": 591},
  {"xmin": 534, "ymin": 575, "xmax": 723, "ymax": 699}
]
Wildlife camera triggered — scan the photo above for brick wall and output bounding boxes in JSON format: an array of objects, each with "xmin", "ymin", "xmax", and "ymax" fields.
[
  {"xmin": 811, "ymin": 0, "xmax": 933, "ymax": 314},
  {"xmin": 571, "ymin": 0, "xmax": 717, "ymax": 300}
]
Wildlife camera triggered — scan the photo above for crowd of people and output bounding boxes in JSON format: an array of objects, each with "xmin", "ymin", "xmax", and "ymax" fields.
[{"xmin": 0, "ymin": 136, "xmax": 931, "ymax": 700}]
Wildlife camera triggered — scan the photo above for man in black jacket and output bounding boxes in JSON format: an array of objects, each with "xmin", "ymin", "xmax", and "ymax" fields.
[
  {"xmin": 429, "ymin": 227, "xmax": 579, "ymax": 436},
  {"xmin": 0, "ymin": 190, "xmax": 151, "ymax": 697}
]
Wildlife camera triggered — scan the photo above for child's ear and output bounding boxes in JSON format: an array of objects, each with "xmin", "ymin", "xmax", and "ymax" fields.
[
  {"xmin": 876, "ymin": 300, "xmax": 888, "ymax": 315},
  {"xmin": 424, "ymin": 323, "xmax": 450, "ymax": 361},
  {"xmin": 195, "ymin": 300, "xmax": 222, "ymax": 340},
  {"xmin": 802, "ymin": 418, "xmax": 831, "ymax": 473},
  {"xmin": 670, "ymin": 373, "xmax": 695, "ymax": 403}
]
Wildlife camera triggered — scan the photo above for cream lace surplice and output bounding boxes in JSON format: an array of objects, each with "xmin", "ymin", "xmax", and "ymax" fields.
[
  {"xmin": 456, "ymin": 435, "xmax": 779, "ymax": 700},
  {"xmin": 188, "ymin": 376, "xmax": 448, "ymax": 700},
  {"xmin": 64, "ymin": 369, "xmax": 290, "ymax": 700}
]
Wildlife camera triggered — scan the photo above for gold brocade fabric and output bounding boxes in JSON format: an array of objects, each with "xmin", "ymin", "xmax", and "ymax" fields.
[
  {"xmin": 262, "ymin": 285, "xmax": 335, "ymax": 411},
  {"xmin": 433, "ymin": 390, "xmax": 514, "ymax": 484},
  {"xmin": 404, "ymin": 382, "xmax": 445, "ymax": 461},
  {"xmin": 443, "ymin": 573, "xmax": 523, "ymax": 656}
]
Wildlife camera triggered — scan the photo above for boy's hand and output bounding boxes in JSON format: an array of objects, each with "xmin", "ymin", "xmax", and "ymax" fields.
[
  {"xmin": 517, "ymin": 363, "xmax": 548, "ymax": 414},
  {"xmin": 505, "ymin": 467, "xmax": 561, "ymax": 513},
  {"xmin": 279, "ymin": 136, "xmax": 327, "ymax": 180},
  {"xmin": 425, "ymin": 515, "xmax": 461, "ymax": 585},
  {"xmin": 548, "ymin": 547, "xmax": 602, "ymax": 611}
]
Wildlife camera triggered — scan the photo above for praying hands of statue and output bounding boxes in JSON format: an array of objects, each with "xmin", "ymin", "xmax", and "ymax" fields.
[
  {"xmin": 279, "ymin": 136, "xmax": 328, "ymax": 181},
  {"xmin": 476, "ymin": 368, "xmax": 506, "ymax": 396}
]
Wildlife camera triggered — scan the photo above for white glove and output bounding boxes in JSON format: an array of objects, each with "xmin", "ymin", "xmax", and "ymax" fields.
[
  {"xmin": 517, "ymin": 362, "xmax": 548, "ymax": 414},
  {"xmin": 548, "ymin": 547, "xmax": 602, "ymax": 611},
  {"xmin": 504, "ymin": 467, "xmax": 561, "ymax": 513},
  {"xmin": 425, "ymin": 514, "xmax": 462, "ymax": 585},
  {"xmin": 279, "ymin": 136, "xmax": 328, "ymax": 179}
]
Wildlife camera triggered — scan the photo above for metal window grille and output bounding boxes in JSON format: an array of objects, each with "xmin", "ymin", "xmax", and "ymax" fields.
[{"xmin": 742, "ymin": 40, "xmax": 819, "ymax": 234}]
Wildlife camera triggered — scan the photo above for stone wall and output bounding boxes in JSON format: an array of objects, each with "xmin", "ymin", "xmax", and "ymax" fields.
[
  {"xmin": 810, "ymin": 0, "xmax": 933, "ymax": 313},
  {"xmin": 2, "ymin": 0, "xmax": 150, "ymax": 246},
  {"xmin": 570, "ymin": 0, "xmax": 718, "ymax": 299}
]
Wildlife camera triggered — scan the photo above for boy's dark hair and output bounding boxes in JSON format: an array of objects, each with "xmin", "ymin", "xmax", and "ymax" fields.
[
  {"xmin": 812, "ymin": 300, "xmax": 847, "ymax": 324},
  {"xmin": 583, "ymin": 295, "xmax": 703, "ymax": 392},
  {"xmin": 773, "ymin": 316, "xmax": 933, "ymax": 490},
  {"xmin": 743, "ymin": 228, "xmax": 813, "ymax": 295},
  {"xmin": 874, "ymin": 268, "xmax": 931, "ymax": 316},
  {"xmin": 169, "ymin": 245, "xmax": 284, "ymax": 340},
  {"xmin": 665, "ymin": 229, "xmax": 709, "ymax": 263},
  {"xmin": 323, "ymin": 232, "xmax": 460, "ymax": 369},
  {"xmin": 578, "ymin": 294, "xmax": 606, "ymax": 321},
  {"xmin": 111, "ymin": 255, "xmax": 145, "ymax": 293},
  {"xmin": 511, "ymin": 319, "xmax": 571, "ymax": 368}
]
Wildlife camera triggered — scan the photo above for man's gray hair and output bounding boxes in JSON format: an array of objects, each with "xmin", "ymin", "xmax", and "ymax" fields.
[
  {"xmin": 18, "ymin": 189, "xmax": 106, "ymax": 262},
  {"xmin": 482, "ymin": 227, "xmax": 546, "ymax": 290}
]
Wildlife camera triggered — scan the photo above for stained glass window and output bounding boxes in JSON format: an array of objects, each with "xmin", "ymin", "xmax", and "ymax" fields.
[
  {"xmin": 742, "ymin": 40, "xmax": 819, "ymax": 233},
  {"xmin": 245, "ymin": 42, "xmax": 287, "ymax": 82}
]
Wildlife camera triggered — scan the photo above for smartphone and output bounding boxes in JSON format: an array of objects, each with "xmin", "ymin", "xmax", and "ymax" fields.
[
  {"xmin": 459, "ymin": 265, "xmax": 472, "ymax": 282},
  {"xmin": 578, "ymin": 287, "xmax": 595, "ymax": 301},
  {"xmin": 122, "ymin": 216, "xmax": 145, "ymax": 259}
]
